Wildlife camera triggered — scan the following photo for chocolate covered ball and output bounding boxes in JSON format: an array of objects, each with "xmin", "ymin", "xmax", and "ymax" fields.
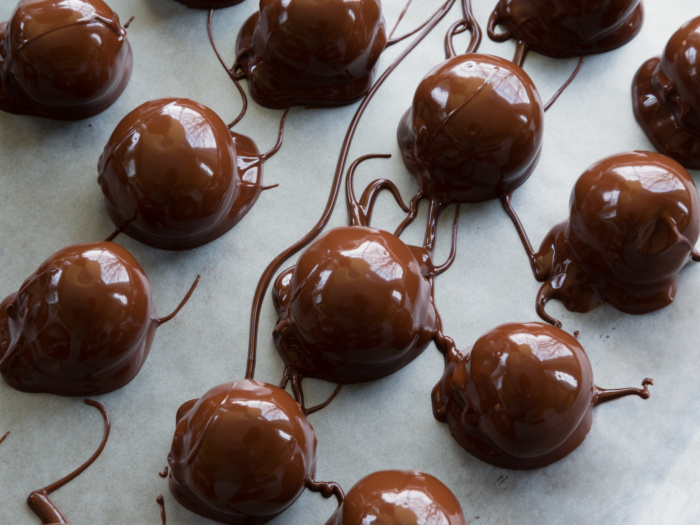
[
  {"xmin": 488, "ymin": 0, "xmax": 643, "ymax": 58},
  {"xmin": 326, "ymin": 470, "xmax": 467, "ymax": 525},
  {"xmin": 432, "ymin": 322, "xmax": 595, "ymax": 469},
  {"xmin": 98, "ymin": 98, "xmax": 262, "ymax": 250},
  {"xmin": 168, "ymin": 380, "xmax": 317, "ymax": 524},
  {"xmin": 235, "ymin": 0, "xmax": 387, "ymax": 108},
  {"xmin": 0, "ymin": 242, "xmax": 156, "ymax": 395},
  {"xmin": 633, "ymin": 16, "xmax": 700, "ymax": 168},
  {"xmin": 397, "ymin": 54, "xmax": 543, "ymax": 205},
  {"xmin": 536, "ymin": 151, "xmax": 700, "ymax": 315},
  {"xmin": 0, "ymin": 0, "xmax": 132, "ymax": 120},
  {"xmin": 273, "ymin": 226, "xmax": 438, "ymax": 383}
]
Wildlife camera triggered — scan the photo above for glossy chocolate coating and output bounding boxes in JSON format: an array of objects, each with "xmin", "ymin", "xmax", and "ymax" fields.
[
  {"xmin": 432, "ymin": 322, "xmax": 595, "ymax": 469},
  {"xmin": 397, "ymin": 54, "xmax": 543, "ymax": 205},
  {"xmin": 0, "ymin": 0, "xmax": 132, "ymax": 120},
  {"xmin": 489, "ymin": 0, "xmax": 643, "ymax": 58},
  {"xmin": 272, "ymin": 226, "xmax": 438, "ymax": 383},
  {"xmin": 0, "ymin": 242, "xmax": 156, "ymax": 396},
  {"xmin": 235, "ymin": 0, "xmax": 387, "ymax": 108},
  {"xmin": 168, "ymin": 380, "xmax": 317, "ymax": 524},
  {"xmin": 632, "ymin": 16, "xmax": 700, "ymax": 169},
  {"xmin": 326, "ymin": 470, "xmax": 467, "ymax": 525},
  {"xmin": 536, "ymin": 151, "xmax": 699, "ymax": 315},
  {"xmin": 98, "ymin": 98, "xmax": 262, "ymax": 250},
  {"xmin": 173, "ymin": 0, "xmax": 244, "ymax": 8}
]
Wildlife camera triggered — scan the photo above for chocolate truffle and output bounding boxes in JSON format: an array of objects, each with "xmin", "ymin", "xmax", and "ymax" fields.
[
  {"xmin": 535, "ymin": 151, "xmax": 699, "ymax": 317},
  {"xmin": 98, "ymin": 98, "xmax": 262, "ymax": 250},
  {"xmin": 397, "ymin": 54, "xmax": 543, "ymax": 206},
  {"xmin": 272, "ymin": 226, "xmax": 438, "ymax": 384},
  {"xmin": 235, "ymin": 0, "xmax": 387, "ymax": 108},
  {"xmin": 0, "ymin": 242, "xmax": 159, "ymax": 396},
  {"xmin": 168, "ymin": 380, "xmax": 318, "ymax": 524},
  {"xmin": 0, "ymin": 0, "xmax": 132, "ymax": 120},
  {"xmin": 432, "ymin": 322, "xmax": 651, "ymax": 469},
  {"xmin": 488, "ymin": 0, "xmax": 644, "ymax": 58},
  {"xmin": 172, "ymin": 0, "xmax": 244, "ymax": 8},
  {"xmin": 326, "ymin": 470, "xmax": 467, "ymax": 525},
  {"xmin": 632, "ymin": 16, "xmax": 700, "ymax": 169}
]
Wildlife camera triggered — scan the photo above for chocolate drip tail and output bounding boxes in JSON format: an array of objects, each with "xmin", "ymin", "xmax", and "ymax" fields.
[
  {"xmin": 544, "ymin": 56, "xmax": 584, "ymax": 111},
  {"xmin": 158, "ymin": 466, "xmax": 169, "ymax": 478},
  {"xmin": 27, "ymin": 400, "xmax": 110, "ymax": 524},
  {"xmin": 306, "ymin": 478, "xmax": 345, "ymax": 505},
  {"xmin": 245, "ymin": 0, "xmax": 458, "ymax": 380},
  {"xmin": 500, "ymin": 192, "xmax": 548, "ymax": 280},
  {"xmin": 445, "ymin": 0, "xmax": 482, "ymax": 58},
  {"xmin": 154, "ymin": 275, "xmax": 200, "ymax": 326},
  {"xmin": 0, "ymin": 430, "xmax": 8, "ymax": 444},
  {"xmin": 207, "ymin": 9, "xmax": 247, "ymax": 128},
  {"xmin": 280, "ymin": 368, "xmax": 344, "ymax": 415},
  {"xmin": 156, "ymin": 495, "xmax": 166, "ymax": 525},
  {"xmin": 592, "ymin": 378, "xmax": 654, "ymax": 407}
]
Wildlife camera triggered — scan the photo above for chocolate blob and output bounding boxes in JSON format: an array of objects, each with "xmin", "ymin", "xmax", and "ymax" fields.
[
  {"xmin": 632, "ymin": 16, "xmax": 700, "ymax": 169},
  {"xmin": 326, "ymin": 470, "xmax": 467, "ymax": 525},
  {"xmin": 173, "ymin": 0, "xmax": 244, "ymax": 8},
  {"xmin": 235, "ymin": 0, "xmax": 387, "ymax": 108},
  {"xmin": 0, "ymin": 0, "xmax": 132, "ymax": 120},
  {"xmin": 0, "ymin": 242, "xmax": 158, "ymax": 396},
  {"xmin": 168, "ymin": 380, "xmax": 317, "ymax": 524},
  {"xmin": 432, "ymin": 322, "xmax": 650, "ymax": 469},
  {"xmin": 98, "ymin": 98, "xmax": 262, "ymax": 250},
  {"xmin": 535, "ymin": 151, "xmax": 699, "ymax": 317},
  {"xmin": 272, "ymin": 226, "xmax": 438, "ymax": 384},
  {"xmin": 397, "ymin": 54, "xmax": 543, "ymax": 205},
  {"xmin": 488, "ymin": 0, "xmax": 644, "ymax": 58}
]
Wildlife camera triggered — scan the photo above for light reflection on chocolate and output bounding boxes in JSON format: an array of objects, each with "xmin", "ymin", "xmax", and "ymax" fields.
[
  {"xmin": 272, "ymin": 226, "xmax": 438, "ymax": 384},
  {"xmin": 488, "ymin": 0, "xmax": 644, "ymax": 59},
  {"xmin": 0, "ymin": 0, "xmax": 132, "ymax": 120},
  {"xmin": 432, "ymin": 322, "xmax": 652, "ymax": 469},
  {"xmin": 234, "ymin": 0, "xmax": 387, "ymax": 108},
  {"xmin": 98, "ymin": 98, "xmax": 264, "ymax": 250},
  {"xmin": 326, "ymin": 470, "xmax": 467, "ymax": 525},
  {"xmin": 531, "ymin": 151, "xmax": 699, "ymax": 324},
  {"xmin": 0, "ymin": 242, "xmax": 196, "ymax": 395},
  {"xmin": 167, "ymin": 379, "xmax": 335, "ymax": 525},
  {"xmin": 632, "ymin": 16, "xmax": 700, "ymax": 169}
]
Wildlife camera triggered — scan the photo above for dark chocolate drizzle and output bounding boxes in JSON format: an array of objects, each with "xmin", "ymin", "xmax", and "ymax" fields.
[{"xmin": 27, "ymin": 400, "xmax": 110, "ymax": 524}]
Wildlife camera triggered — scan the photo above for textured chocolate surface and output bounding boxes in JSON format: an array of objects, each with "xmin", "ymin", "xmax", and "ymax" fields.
[
  {"xmin": 397, "ymin": 53, "xmax": 543, "ymax": 205},
  {"xmin": 633, "ymin": 16, "xmax": 700, "ymax": 169},
  {"xmin": 234, "ymin": 0, "xmax": 387, "ymax": 108},
  {"xmin": 273, "ymin": 226, "xmax": 438, "ymax": 383},
  {"xmin": 167, "ymin": 380, "xmax": 317, "ymax": 524},
  {"xmin": 326, "ymin": 470, "xmax": 466, "ymax": 525},
  {"xmin": 0, "ymin": 242, "xmax": 157, "ymax": 396},
  {"xmin": 534, "ymin": 151, "xmax": 699, "ymax": 316},
  {"xmin": 1, "ymin": 1, "xmax": 699, "ymax": 524},
  {"xmin": 488, "ymin": 0, "xmax": 643, "ymax": 58},
  {"xmin": 0, "ymin": 0, "xmax": 132, "ymax": 120},
  {"xmin": 98, "ymin": 98, "xmax": 262, "ymax": 250}
]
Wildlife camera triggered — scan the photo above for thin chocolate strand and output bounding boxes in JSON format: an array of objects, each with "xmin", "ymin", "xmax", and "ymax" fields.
[
  {"xmin": 155, "ymin": 275, "xmax": 200, "ymax": 326},
  {"xmin": 245, "ymin": 0, "xmax": 458, "ymax": 380},
  {"xmin": 544, "ymin": 56, "xmax": 584, "ymax": 111},
  {"xmin": 593, "ymin": 379, "xmax": 653, "ymax": 406}
]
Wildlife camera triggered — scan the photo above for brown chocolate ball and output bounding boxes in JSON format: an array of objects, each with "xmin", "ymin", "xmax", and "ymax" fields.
[
  {"xmin": 273, "ymin": 226, "xmax": 437, "ymax": 383},
  {"xmin": 0, "ymin": 242, "xmax": 156, "ymax": 395},
  {"xmin": 0, "ymin": 0, "xmax": 132, "ymax": 120},
  {"xmin": 235, "ymin": 0, "xmax": 387, "ymax": 108},
  {"xmin": 98, "ymin": 98, "xmax": 262, "ymax": 250},
  {"xmin": 397, "ymin": 54, "xmax": 543, "ymax": 205},
  {"xmin": 326, "ymin": 470, "xmax": 467, "ymax": 525},
  {"xmin": 489, "ymin": 0, "xmax": 643, "ymax": 58},
  {"xmin": 633, "ymin": 16, "xmax": 700, "ymax": 168},
  {"xmin": 432, "ymin": 322, "xmax": 595, "ymax": 469},
  {"xmin": 168, "ymin": 380, "xmax": 317, "ymax": 524}
]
